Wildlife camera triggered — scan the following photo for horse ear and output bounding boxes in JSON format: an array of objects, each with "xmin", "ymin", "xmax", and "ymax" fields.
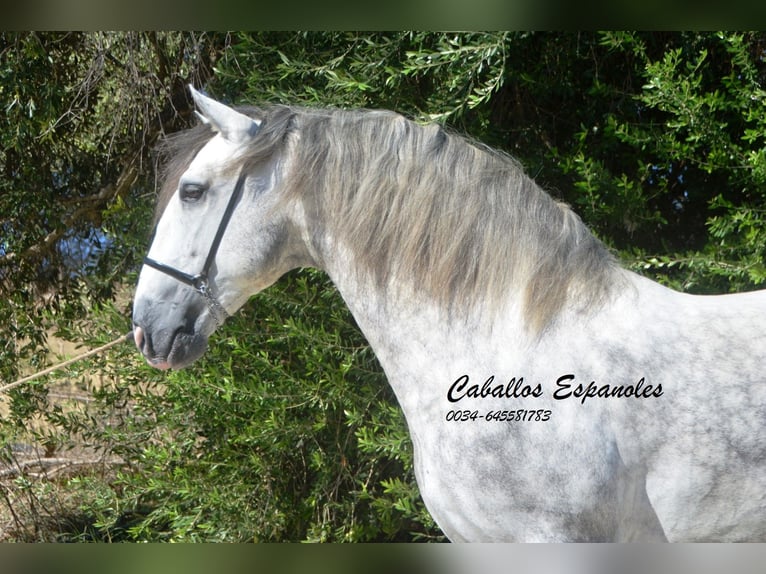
[{"xmin": 188, "ymin": 85, "xmax": 261, "ymax": 143}]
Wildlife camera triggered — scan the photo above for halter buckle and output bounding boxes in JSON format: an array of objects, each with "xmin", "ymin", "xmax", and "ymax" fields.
[{"xmin": 191, "ymin": 274, "xmax": 209, "ymax": 295}]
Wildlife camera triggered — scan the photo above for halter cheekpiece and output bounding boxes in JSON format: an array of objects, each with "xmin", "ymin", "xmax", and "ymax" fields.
[{"xmin": 142, "ymin": 167, "xmax": 248, "ymax": 327}]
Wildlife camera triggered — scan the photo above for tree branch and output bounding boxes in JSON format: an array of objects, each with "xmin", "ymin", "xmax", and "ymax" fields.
[
  {"xmin": 0, "ymin": 152, "xmax": 139, "ymax": 268},
  {"xmin": 0, "ymin": 456, "xmax": 125, "ymax": 479}
]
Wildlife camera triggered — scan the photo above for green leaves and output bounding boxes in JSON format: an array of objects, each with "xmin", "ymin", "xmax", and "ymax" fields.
[
  {"xmin": 400, "ymin": 32, "xmax": 509, "ymax": 122},
  {"xmin": 17, "ymin": 270, "xmax": 441, "ymax": 542}
]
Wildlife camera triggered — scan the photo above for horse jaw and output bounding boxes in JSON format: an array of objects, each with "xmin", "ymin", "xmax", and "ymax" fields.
[{"xmin": 188, "ymin": 85, "xmax": 261, "ymax": 143}]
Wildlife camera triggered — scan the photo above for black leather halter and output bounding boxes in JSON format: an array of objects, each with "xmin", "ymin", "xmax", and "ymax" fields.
[{"xmin": 142, "ymin": 168, "xmax": 247, "ymax": 327}]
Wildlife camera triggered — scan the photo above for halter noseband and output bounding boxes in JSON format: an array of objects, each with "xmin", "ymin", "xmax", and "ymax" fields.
[{"xmin": 142, "ymin": 168, "xmax": 248, "ymax": 327}]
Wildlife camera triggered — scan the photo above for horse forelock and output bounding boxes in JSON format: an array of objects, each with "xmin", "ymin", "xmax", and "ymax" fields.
[
  {"xmin": 154, "ymin": 105, "xmax": 296, "ymax": 226},
  {"xmin": 157, "ymin": 103, "xmax": 620, "ymax": 334}
]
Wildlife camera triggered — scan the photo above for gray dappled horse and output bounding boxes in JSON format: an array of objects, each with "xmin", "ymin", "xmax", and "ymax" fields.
[{"xmin": 133, "ymin": 86, "xmax": 766, "ymax": 541}]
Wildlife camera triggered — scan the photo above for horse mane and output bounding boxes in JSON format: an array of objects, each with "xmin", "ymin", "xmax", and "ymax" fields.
[{"xmin": 157, "ymin": 104, "xmax": 620, "ymax": 334}]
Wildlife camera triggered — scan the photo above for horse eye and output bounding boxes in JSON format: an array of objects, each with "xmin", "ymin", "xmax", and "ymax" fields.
[{"xmin": 179, "ymin": 182, "xmax": 207, "ymax": 202}]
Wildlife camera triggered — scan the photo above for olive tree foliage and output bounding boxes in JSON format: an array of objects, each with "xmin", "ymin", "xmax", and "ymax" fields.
[
  {"xmin": 0, "ymin": 32, "xmax": 224, "ymax": 382},
  {"xmin": 1, "ymin": 32, "xmax": 765, "ymax": 542}
]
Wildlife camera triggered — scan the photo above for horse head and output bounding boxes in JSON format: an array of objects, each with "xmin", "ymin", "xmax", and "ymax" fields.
[{"xmin": 132, "ymin": 86, "xmax": 312, "ymax": 369}]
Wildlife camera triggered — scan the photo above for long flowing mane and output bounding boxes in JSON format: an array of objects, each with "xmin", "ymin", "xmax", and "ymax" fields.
[{"xmin": 158, "ymin": 104, "xmax": 620, "ymax": 333}]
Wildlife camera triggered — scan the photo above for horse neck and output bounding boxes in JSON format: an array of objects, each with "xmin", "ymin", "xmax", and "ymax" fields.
[
  {"xmin": 315, "ymin": 232, "xmax": 531, "ymax": 383},
  {"xmin": 307, "ymin": 207, "xmax": 620, "ymax": 359}
]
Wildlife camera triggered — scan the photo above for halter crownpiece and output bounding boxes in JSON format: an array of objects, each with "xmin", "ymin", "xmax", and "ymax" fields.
[{"xmin": 142, "ymin": 167, "xmax": 248, "ymax": 328}]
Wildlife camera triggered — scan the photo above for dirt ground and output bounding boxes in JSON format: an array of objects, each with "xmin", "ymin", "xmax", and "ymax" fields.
[{"xmin": 0, "ymin": 335, "xmax": 128, "ymax": 541}]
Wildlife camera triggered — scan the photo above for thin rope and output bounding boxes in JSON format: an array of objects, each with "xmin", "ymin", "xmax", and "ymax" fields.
[{"xmin": 0, "ymin": 331, "xmax": 133, "ymax": 395}]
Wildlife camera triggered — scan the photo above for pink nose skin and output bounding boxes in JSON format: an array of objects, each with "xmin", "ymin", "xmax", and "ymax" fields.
[
  {"xmin": 133, "ymin": 326, "xmax": 144, "ymax": 352},
  {"xmin": 133, "ymin": 326, "xmax": 172, "ymax": 370},
  {"xmin": 150, "ymin": 359, "xmax": 171, "ymax": 371}
]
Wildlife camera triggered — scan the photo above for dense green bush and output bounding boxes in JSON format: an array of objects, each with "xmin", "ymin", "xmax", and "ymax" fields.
[
  {"xmin": 1, "ymin": 31, "xmax": 765, "ymax": 542},
  {"xmin": 63, "ymin": 272, "xmax": 439, "ymax": 541}
]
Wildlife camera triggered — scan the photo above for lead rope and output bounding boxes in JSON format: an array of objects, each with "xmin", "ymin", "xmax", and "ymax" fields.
[{"xmin": 0, "ymin": 331, "xmax": 134, "ymax": 395}]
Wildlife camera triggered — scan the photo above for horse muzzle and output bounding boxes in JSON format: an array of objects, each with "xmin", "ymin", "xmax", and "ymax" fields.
[{"xmin": 132, "ymin": 297, "xmax": 210, "ymax": 370}]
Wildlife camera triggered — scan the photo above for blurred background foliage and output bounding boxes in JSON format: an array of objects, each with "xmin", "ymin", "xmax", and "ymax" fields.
[{"xmin": 1, "ymin": 31, "xmax": 765, "ymax": 541}]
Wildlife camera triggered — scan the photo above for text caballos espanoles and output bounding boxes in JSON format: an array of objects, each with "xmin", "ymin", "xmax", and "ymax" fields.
[{"xmin": 446, "ymin": 374, "xmax": 663, "ymax": 405}]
